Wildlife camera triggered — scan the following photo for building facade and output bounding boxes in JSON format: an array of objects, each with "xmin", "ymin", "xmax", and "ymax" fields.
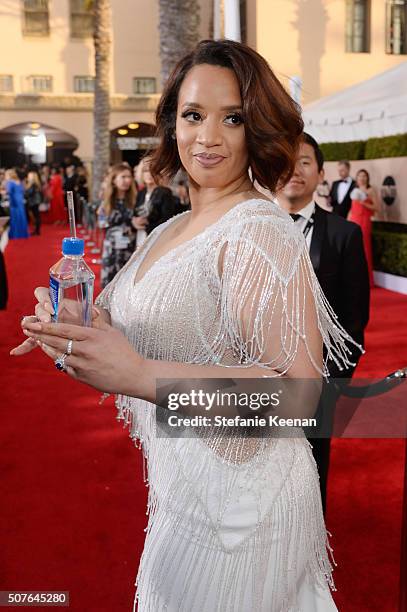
[
  {"xmin": 255, "ymin": 0, "xmax": 407, "ymax": 105},
  {"xmin": 0, "ymin": 0, "xmax": 214, "ymax": 166},
  {"xmin": 1, "ymin": 0, "xmax": 406, "ymax": 166}
]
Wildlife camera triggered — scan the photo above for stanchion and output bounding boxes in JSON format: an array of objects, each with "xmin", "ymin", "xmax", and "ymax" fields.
[
  {"xmin": 91, "ymin": 205, "xmax": 107, "ymax": 265},
  {"xmin": 79, "ymin": 197, "xmax": 87, "ymax": 236},
  {"xmin": 85, "ymin": 213, "xmax": 95, "ymax": 246},
  {"xmin": 88, "ymin": 204, "xmax": 99, "ymax": 252}
]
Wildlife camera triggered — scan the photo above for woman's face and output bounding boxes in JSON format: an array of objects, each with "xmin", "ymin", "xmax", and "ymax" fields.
[
  {"xmin": 356, "ymin": 171, "xmax": 368, "ymax": 187},
  {"xmin": 113, "ymin": 170, "xmax": 133, "ymax": 192},
  {"xmin": 142, "ymin": 167, "xmax": 156, "ymax": 188},
  {"xmin": 175, "ymin": 64, "xmax": 248, "ymax": 189}
]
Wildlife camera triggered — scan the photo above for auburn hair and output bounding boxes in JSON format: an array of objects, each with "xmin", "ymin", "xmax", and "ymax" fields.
[
  {"xmin": 149, "ymin": 39, "xmax": 304, "ymax": 193},
  {"xmin": 103, "ymin": 162, "xmax": 136, "ymax": 215}
]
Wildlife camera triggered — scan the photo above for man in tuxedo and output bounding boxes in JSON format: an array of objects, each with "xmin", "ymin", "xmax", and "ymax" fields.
[
  {"xmin": 278, "ymin": 133, "xmax": 370, "ymax": 514},
  {"xmin": 329, "ymin": 160, "xmax": 356, "ymax": 218}
]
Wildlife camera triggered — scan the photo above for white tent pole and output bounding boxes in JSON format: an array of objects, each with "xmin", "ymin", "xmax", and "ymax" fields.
[{"xmin": 224, "ymin": 0, "xmax": 241, "ymax": 42}]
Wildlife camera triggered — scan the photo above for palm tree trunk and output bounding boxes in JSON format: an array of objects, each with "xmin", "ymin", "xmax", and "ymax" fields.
[
  {"xmin": 159, "ymin": 0, "xmax": 201, "ymax": 87},
  {"xmin": 91, "ymin": 0, "xmax": 111, "ymax": 202}
]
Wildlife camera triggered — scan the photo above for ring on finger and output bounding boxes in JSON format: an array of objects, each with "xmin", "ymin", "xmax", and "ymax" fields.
[
  {"xmin": 66, "ymin": 339, "xmax": 73, "ymax": 356},
  {"xmin": 54, "ymin": 352, "xmax": 68, "ymax": 372}
]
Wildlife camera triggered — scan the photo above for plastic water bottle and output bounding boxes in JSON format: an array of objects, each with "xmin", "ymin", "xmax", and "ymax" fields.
[{"xmin": 49, "ymin": 237, "xmax": 95, "ymax": 326}]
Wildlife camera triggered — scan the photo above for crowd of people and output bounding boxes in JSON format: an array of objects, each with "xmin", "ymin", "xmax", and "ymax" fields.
[
  {"xmin": 0, "ymin": 150, "xmax": 381, "ymax": 315},
  {"xmin": 0, "ymin": 158, "xmax": 90, "ymax": 237},
  {"xmin": 0, "ymin": 147, "xmax": 381, "ymax": 318},
  {"xmin": 328, "ymin": 160, "xmax": 380, "ymax": 287},
  {"xmin": 0, "ymin": 156, "xmax": 190, "ymax": 308},
  {"xmin": 0, "ymin": 158, "xmax": 90, "ymax": 310},
  {"xmin": 97, "ymin": 159, "xmax": 190, "ymax": 287}
]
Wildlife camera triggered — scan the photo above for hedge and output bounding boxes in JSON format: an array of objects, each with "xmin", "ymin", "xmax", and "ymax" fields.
[
  {"xmin": 320, "ymin": 140, "xmax": 365, "ymax": 161},
  {"xmin": 320, "ymin": 133, "xmax": 407, "ymax": 161},
  {"xmin": 365, "ymin": 133, "xmax": 407, "ymax": 159},
  {"xmin": 372, "ymin": 222, "xmax": 407, "ymax": 277}
]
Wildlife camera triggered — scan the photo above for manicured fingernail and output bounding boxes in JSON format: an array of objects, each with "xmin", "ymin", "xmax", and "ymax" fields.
[{"xmin": 25, "ymin": 322, "xmax": 41, "ymax": 330}]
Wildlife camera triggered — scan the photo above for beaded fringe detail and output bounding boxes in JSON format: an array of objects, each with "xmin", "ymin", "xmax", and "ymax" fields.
[
  {"xmin": 95, "ymin": 199, "xmax": 351, "ymax": 611},
  {"xmin": 116, "ymin": 396, "xmax": 336, "ymax": 611}
]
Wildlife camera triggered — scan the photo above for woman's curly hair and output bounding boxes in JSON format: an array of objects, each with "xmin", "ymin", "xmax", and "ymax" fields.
[{"xmin": 149, "ymin": 39, "xmax": 304, "ymax": 193}]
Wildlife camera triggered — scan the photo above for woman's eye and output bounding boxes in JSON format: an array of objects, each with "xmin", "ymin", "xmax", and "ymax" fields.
[
  {"xmin": 182, "ymin": 111, "xmax": 202, "ymax": 122},
  {"xmin": 224, "ymin": 113, "xmax": 243, "ymax": 125}
]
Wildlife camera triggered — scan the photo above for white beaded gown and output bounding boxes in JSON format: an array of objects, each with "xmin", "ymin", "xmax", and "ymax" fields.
[{"xmin": 96, "ymin": 199, "xmax": 357, "ymax": 611}]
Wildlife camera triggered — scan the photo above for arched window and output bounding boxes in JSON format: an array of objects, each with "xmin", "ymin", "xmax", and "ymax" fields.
[
  {"xmin": 386, "ymin": 0, "xmax": 407, "ymax": 54},
  {"xmin": 22, "ymin": 0, "xmax": 49, "ymax": 37},
  {"xmin": 345, "ymin": 0, "xmax": 370, "ymax": 53}
]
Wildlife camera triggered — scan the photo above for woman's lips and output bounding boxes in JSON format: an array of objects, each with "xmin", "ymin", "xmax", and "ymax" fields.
[{"xmin": 194, "ymin": 154, "xmax": 225, "ymax": 168}]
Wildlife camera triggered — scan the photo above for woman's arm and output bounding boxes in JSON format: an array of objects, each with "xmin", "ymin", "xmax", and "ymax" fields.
[
  {"xmin": 18, "ymin": 316, "xmax": 321, "ymax": 424},
  {"xmin": 19, "ymin": 238, "xmax": 323, "ymax": 421},
  {"xmin": 362, "ymin": 188, "xmax": 380, "ymax": 211},
  {"xmin": 17, "ymin": 219, "xmax": 357, "ymax": 423}
]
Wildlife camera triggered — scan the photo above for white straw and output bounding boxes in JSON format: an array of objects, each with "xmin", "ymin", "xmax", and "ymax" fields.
[{"xmin": 67, "ymin": 191, "xmax": 76, "ymax": 238}]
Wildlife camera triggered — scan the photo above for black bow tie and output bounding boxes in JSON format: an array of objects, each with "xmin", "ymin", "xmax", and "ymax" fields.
[
  {"xmin": 290, "ymin": 213, "xmax": 301, "ymax": 221},
  {"xmin": 340, "ymin": 179, "xmax": 349, "ymax": 183}
]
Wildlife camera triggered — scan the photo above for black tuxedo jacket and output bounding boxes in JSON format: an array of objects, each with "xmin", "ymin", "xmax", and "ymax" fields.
[
  {"xmin": 329, "ymin": 179, "xmax": 356, "ymax": 218},
  {"xmin": 309, "ymin": 204, "xmax": 370, "ymax": 378},
  {"xmin": 135, "ymin": 187, "xmax": 175, "ymax": 235}
]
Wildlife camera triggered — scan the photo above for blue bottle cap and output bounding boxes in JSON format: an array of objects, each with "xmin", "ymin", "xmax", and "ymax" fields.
[{"xmin": 62, "ymin": 237, "xmax": 85, "ymax": 256}]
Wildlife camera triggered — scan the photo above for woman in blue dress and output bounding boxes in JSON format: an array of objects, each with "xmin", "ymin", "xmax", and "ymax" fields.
[{"xmin": 6, "ymin": 169, "xmax": 29, "ymax": 239}]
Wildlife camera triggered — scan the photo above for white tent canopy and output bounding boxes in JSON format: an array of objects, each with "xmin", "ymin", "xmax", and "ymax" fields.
[{"xmin": 303, "ymin": 62, "xmax": 407, "ymax": 143}]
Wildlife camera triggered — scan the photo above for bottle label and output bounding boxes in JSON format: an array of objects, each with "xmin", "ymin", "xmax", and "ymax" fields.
[{"xmin": 49, "ymin": 276, "xmax": 59, "ymax": 322}]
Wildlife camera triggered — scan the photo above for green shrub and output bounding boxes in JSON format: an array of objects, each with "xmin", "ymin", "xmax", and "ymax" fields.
[
  {"xmin": 319, "ymin": 133, "xmax": 407, "ymax": 161},
  {"xmin": 320, "ymin": 140, "xmax": 365, "ymax": 161},
  {"xmin": 365, "ymin": 133, "xmax": 407, "ymax": 159},
  {"xmin": 372, "ymin": 223, "xmax": 407, "ymax": 277}
]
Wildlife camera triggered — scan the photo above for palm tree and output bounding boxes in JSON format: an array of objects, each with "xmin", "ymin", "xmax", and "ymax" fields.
[
  {"xmin": 158, "ymin": 0, "xmax": 201, "ymax": 86},
  {"xmin": 86, "ymin": 0, "xmax": 111, "ymax": 203}
]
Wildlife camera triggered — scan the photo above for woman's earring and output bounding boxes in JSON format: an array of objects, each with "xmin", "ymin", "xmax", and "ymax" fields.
[{"xmin": 171, "ymin": 132, "xmax": 177, "ymax": 141}]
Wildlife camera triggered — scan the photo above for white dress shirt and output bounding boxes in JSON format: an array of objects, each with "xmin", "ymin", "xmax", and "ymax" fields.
[
  {"xmin": 290, "ymin": 200, "xmax": 315, "ymax": 249},
  {"xmin": 337, "ymin": 176, "xmax": 352, "ymax": 204}
]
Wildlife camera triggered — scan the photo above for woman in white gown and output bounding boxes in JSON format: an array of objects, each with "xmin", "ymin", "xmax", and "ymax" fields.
[{"xmin": 15, "ymin": 40, "xmax": 360, "ymax": 611}]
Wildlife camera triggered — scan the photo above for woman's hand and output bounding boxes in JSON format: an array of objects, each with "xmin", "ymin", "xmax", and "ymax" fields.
[
  {"xmin": 17, "ymin": 318, "xmax": 144, "ymax": 396},
  {"xmin": 10, "ymin": 287, "xmax": 108, "ymax": 356},
  {"xmin": 132, "ymin": 216, "xmax": 148, "ymax": 230}
]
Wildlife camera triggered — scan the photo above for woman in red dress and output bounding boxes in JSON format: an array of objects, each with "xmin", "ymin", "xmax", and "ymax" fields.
[
  {"xmin": 48, "ymin": 167, "xmax": 66, "ymax": 224},
  {"xmin": 348, "ymin": 168, "xmax": 379, "ymax": 287}
]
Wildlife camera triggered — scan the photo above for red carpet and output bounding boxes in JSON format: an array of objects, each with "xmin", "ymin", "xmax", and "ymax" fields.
[
  {"xmin": 1, "ymin": 224, "xmax": 406, "ymax": 611},
  {"xmin": 328, "ymin": 287, "xmax": 407, "ymax": 612}
]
